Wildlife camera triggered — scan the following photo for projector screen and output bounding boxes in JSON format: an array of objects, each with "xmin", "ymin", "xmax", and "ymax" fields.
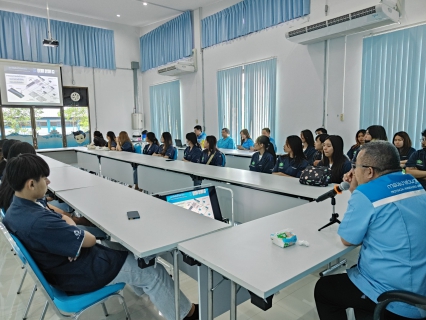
[{"xmin": 0, "ymin": 61, "xmax": 63, "ymax": 106}]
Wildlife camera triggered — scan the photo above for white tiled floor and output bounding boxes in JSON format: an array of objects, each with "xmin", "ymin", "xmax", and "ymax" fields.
[{"xmin": 0, "ymin": 231, "xmax": 360, "ymax": 320}]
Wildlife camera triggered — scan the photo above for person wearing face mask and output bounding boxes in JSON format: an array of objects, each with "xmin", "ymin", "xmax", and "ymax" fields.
[
  {"xmin": 347, "ymin": 130, "xmax": 366, "ymax": 161},
  {"xmin": 272, "ymin": 135, "xmax": 308, "ymax": 178},
  {"xmin": 352, "ymin": 125, "xmax": 388, "ymax": 162},
  {"xmin": 183, "ymin": 132, "xmax": 202, "ymax": 163},
  {"xmin": 317, "ymin": 135, "xmax": 352, "ymax": 184},
  {"xmin": 393, "ymin": 131, "xmax": 416, "ymax": 167},
  {"xmin": 249, "ymin": 136, "xmax": 276, "ymax": 173},
  {"xmin": 406, "ymin": 129, "xmax": 426, "ymax": 190}
]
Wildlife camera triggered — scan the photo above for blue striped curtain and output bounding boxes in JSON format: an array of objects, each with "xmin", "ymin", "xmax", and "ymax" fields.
[
  {"xmin": 0, "ymin": 10, "xmax": 116, "ymax": 70},
  {"xmin": 202, "ymin": 0, "xmax": 310, "ymax": 48},
  {"xmin": 217, "ymin": 66, "xmax": 243, "ymax": 141},
  {"xmin": 244, "ymin": 58, "xmax": 277, "ymax": 141},
  {"xmin": 140, "ymin": 11, "xmax": 193, "ymax": 72},
  {"xmin": 150, "ymin": 80, "xmax": 182, "ymax": 140},
  {"xmin": 360, "ymin": 24, "xmax": 426, "ymax": 149}
]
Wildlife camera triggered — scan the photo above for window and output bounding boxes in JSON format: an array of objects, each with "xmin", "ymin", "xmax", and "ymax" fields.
[
  {"xmin": 360, "ymin": 24, "xmax": 426, "ymax": 149},
  {"xmin": 218, "ymin": 58, "xmax": 277, "ymax": 144},
  {"xmin": 149, "ymin": 80, "xmax": 182, "ymax": 141}
]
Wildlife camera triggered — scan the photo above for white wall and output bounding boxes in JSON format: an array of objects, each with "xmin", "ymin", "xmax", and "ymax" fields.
[
  {"xmin": 0, "ymin": 1, "xmax": 141, "ymax": 135},
  {"xmin": 140, "ymin": 0, "xmax": 426, "ymax": 151}
]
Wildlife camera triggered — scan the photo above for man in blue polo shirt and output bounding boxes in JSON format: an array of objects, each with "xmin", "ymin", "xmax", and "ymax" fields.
[
  {"xmin": 3, "ymin": 154, "xmax": 199, "ymax": 320},
  {"xmin": 405, "ymin": 129, "xmax": 426, "ymax": 190},
  {"xmin": 217, "ymin": 128, "xmax": 236, "ymax": 149},
  {"xmin": 262, "ymin": 128, "xmax": 277, "ymax": 152},
  {"xmin": 194, "ymin": 125, "xmax": 207, "ymax": 148},
  {"xmin": 315, "ymin": 141, "xmax": 426, "ymax": 319}
]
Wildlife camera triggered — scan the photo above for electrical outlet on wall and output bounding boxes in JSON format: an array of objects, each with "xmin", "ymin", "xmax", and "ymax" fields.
[{"xmin": 340, "ymin": 114, "xmax": 344, "ymax": 121}]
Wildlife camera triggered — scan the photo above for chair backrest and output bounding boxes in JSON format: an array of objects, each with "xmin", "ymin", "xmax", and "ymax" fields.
[
  {"xmin": 3, "ymin": 225, "xmax": 57, "ymax": 299},
  {"xmin": 221, "ymin": 153, "xmax": 226, "ymax": 167},
  {"xmin": 0, "ymin": 222, "xmax": 27, "ymax": 265},
  {"xmin": 173, "ymin": 147, "xmax": 178, "ymax": 160},
  {"xmin": 134, "ymin": 143, "xmax": 142, "ymax": 154},
  {"xmin": 0, "ymin": 208, "xmax": 5, "ymax": 220}
]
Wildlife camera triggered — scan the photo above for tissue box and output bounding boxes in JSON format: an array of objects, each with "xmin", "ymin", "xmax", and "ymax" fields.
[{"xmin": 270, "ymin": 229, "xmax": 297, "ymax": 248}]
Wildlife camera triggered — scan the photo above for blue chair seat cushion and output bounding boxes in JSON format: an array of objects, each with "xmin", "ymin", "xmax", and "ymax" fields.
[{"xmin": 53, "ymin": 282, "xmax": 125, "ymax": 313}]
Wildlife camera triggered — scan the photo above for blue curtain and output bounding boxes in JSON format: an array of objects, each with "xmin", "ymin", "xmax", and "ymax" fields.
[
  {"xmin": 140, "ymin": 11, "xmax": 193, "ymax": 72},
  {"xmin": 150, "ymin": 80, "xmax": 182, "ymax": 140},
  {"xmin": 0, "ymin": 10, "xmax": 116, "ymax": 70},
  {"xmin": 244, "ymin": 58, "xmax": 277, "ymax": 141},
  {"xmin": 217, "ymin": 66, "xmax": 243, "ymax": 141},
  {"xmin": 202, "ymin": 0, "xmax": 310, "ymax": 48},
  {"xmin": 360, "ymin": 24, "xmax": 426, "ymax": 149}
]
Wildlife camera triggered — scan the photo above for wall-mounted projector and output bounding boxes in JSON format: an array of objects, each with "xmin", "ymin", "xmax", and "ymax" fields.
[{"xmin": 43, "ymin": 39, "xmax": 59, "ymax": 47}]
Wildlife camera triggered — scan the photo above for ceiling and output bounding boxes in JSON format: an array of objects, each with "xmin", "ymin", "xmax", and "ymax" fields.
[{"xmin": 0, "ymin": 0, "xmax": 223, "ymax": 27}]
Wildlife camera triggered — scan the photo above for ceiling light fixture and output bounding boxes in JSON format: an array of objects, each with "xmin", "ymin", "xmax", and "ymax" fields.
[
  {"xmin": 143, "ymin": 2, "xmax": 148, "ymax": 5},
  {"xmin": 117, "ymin": 14, "xmax": 120, "ymax": 17}
]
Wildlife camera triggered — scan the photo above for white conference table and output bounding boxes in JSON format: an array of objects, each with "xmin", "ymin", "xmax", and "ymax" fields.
[
  {"xmin": 179, "ymin": 192, "xmax": 353, "ymax": 319},
  {"xmin": 55, "ymin": 181, "xmax": 230, "ymax": 320},
  {"xmin": 38, "ymin": 154, "xmax": 70, "ymax": 168}
]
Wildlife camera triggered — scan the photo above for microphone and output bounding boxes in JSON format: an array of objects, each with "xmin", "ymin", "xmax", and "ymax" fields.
[{"xmin": 316, "ymin": 182, "xmax": 350, "ymax": 202}]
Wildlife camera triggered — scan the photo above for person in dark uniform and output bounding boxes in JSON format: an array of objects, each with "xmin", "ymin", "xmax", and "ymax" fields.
[
  {"xmin": 393, "ymin": 131, "xmax": 416, "ymax": 167},
  {"xmin": 347, "ymin": 129, "xmax": 366, "ymax": 160},
  {"xmin": 318, "ymin": 135, "xmax": 351, "ymax": 184},
  {"xmin": 183, "ymin": 132, "xmax": 202, "ymax": 163},
  {"xmin": 301, "ymin": 129, "xmax": 316, "ymax": 165},
  {"xmin": 199, "ymin": 136, "xmax": 224, "ymax": 167},
  {"xmin": 313, "ymin": 134, "xmax": 329, "ymax": 166},
  {"xmin": 272, "ymin": 135, "xmax": 308, "ymax": 178},
  {"xmin": 106, "ymin": 131, "xmax": 117, "ymax": 150},
  {"xmin": 249, "ymin": 135, "xmax": 276, "ymax": 173},
  {"xmin": 93, "ymin": 131, "xmax": 107, "ymax": 147},
  {"xmin": 143, "ymin": 132, "xmax": 160, "ymax": 155},
  {"xmin": 406, "ymin": 129, "xmax": 426, "ymax": 190},
  {"xmin": 154, "ymin": 132, "xmax": 176, "ymax": 159}
]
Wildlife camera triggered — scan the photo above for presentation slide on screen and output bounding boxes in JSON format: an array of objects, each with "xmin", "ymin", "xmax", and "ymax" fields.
[
  {"xmin": 166, "ymin": 188, "xmax": 215, "ymax": 219},
  {"xmin": 1, "ymin": 65, "xmax": 62, "ymax": 105}
]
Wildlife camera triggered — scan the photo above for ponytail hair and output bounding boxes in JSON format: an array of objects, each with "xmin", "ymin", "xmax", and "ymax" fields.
[
  {"xmin": 256, "ymin": 136, "xmax": 276, "ymax": 165},
  {"xmin": 186, "ymin": 132, "xmax": 200, "ymax": 148},
  {"xmin": 147, "ymin": 132, "xmax": 159, "ymax": 146}
]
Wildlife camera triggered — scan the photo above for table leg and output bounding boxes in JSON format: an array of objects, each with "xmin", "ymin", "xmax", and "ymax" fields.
[
  {"xmin": 230, "ymin": 280, "xmax": 237, "ymax": 320},
  {"xmin": 207, "ymin": 267, "xmax": 213, "ymax": 320},
  {"xmin": 174, "ymin": 249, "xmax": 180, "ymax": 320},
  {"xmin": 198, "ymin": 265, "xmax": 204, "ymax": 320}
]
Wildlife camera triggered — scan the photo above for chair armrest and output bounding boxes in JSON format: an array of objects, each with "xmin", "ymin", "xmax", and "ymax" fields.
[{"xmin": 374, "ymin": 290, "xmax": 426, "ymax": 320}]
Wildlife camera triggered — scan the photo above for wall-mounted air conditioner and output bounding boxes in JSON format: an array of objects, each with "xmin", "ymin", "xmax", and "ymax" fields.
[
  {"xmin": 285, "ymin": 3, "xmax": 399, "ymax": 45},
  {"xmin": 157, "ymin": 49, "xmax": 197, "ymax": 76}
]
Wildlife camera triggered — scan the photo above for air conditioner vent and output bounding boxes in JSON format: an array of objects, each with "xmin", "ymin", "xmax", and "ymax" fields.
[
  {"xmin": 158, "ymin": 66, "xmax": 177, "ymax": 74},
  {"xmin": 351, "ymin": 6, "xmax": 377, "ymax": 20},
  {"xmin": 288, "ymin": 27, "xmax": 307, "ymax": 38},
  {"xmin": 307, "ymin": 21, "xmax": 327, "ymax": 32},
  {"xmin": 327, "ymin": 14, "xmax": 350, "ymax": 26}
]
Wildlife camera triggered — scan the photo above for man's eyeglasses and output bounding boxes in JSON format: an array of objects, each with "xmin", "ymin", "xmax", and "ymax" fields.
[{"xmin": 351, "ymin": 163, "xmax": 382, "ymax": 171}]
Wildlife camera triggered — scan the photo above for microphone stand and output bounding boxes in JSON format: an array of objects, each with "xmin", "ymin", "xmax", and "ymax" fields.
[{"xmin": 318, "ymin": 195, "xmax": 341, "ymax": 231}]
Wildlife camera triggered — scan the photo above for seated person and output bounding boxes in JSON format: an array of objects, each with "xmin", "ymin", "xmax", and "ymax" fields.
[
  {"xmin": 315, "ymin": 128, "xmax": 328, "ymax": 135},
  {"xmin": 249, "ymin": 136, "xmax": 276, "ymax": 173},
  {"xmin": 143, "ymin": 132, "xmax": 160, "ymax": 155},
  {"xmin": 347, "ymin": 129, "xmax": 366, "ymax": 160},
  {"xmin": 194, "ymin": 125, "xmax": 207, "ymax": 149},
  {"xmin": 406, "ymin": 129, "xmax": 426, "ymax": 190},
  {"xmin": 2, "ymin": 154, "xmax": 199, "ymax": 320},
  {"xmin": 183, "ymin": 132, "xmax": 202, "ymax": 163},
  {"xmin": 301, "ymin": 129, "xmax": 316, "ymax": 165},
  {"xmin": 237, "ymin": 129, "xmax": 254, "ymax": 150},
  {"xmin": 353, "ymin": 125, "xmax": 389, "ymax": 162},
  {"xmin": 313, "ymin": 134, "xmax": 329, "ymax": 166},
  {"xmin": 393, "ymin": 131, "xmax": 416, "ymax": 167},
  {"xmin": 0, "ymin": 139, "xmax": 18, "ymax": 180},
  {"xmin": 315, "ymin": 141, "xmax": 426, "ymax": 320},
  {"xmin": 258, "ymin": 128, "xmax": 277, "ymax": 152},
  {"xmin": 217, "ymin": 128, "xmax": 236, "ymax": 149},
  {"xmin": 199, "ymin": 136, "xmax": 224, "ymax": 166},
  {"xmin": 106, "ymin": 131, "xmax": 117, "ymax": 150},
  {"xmin": 116, "ymin": 131, "xmax": 139, "ymax": 190},
  {"xmin": 154, "ymin": 132, "xmax": 176, "ymax": 159},
  {"xmin": 272, "ymin": 136, "xmax": 308, "ymax": 178},
  {"xmin": 93, "ymin": 131, "xmax": 107, "ymax": 147},
  {"xmin": 317, "ymin": 135, "xmax": 352, "ymax": 184}
]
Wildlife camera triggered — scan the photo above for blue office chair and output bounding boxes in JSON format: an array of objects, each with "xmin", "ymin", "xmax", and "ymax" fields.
[
  {"xmin": 1, "ymin": 209, "xmax": 37, "ymax": 320},
  {"xmin": 221, "ymin": 153, "xmax": 226, "ymax": 167},
  {"xmin": 0, "ymin": 223, "xmax": 131, "ymax": 320},
  {"xmin": 374, "ymin": 290, "xmax": 426, "ymax": 320},
  {"xmin": 173, "ymin": 147, "xmax": 178, "ymax": 160},
  {"xmin": 134, "ymin": 143, "xmax": 142, "ymax": 154}
]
